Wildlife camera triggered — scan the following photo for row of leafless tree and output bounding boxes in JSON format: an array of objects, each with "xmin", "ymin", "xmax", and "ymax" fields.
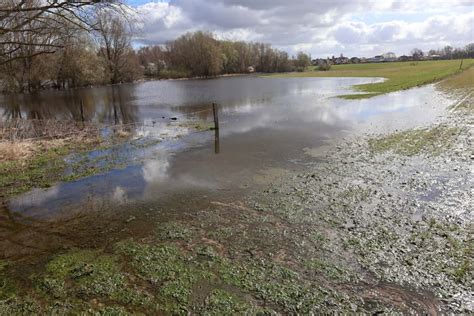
[{"xmin": 411, "ymin": 44, "xmax": 474, "ymax": 60}]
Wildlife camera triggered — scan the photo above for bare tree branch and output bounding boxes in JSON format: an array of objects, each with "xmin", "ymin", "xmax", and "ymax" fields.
[{"xmin": 0, "ymin": 0, "xmax": 125, "ymax": 65}]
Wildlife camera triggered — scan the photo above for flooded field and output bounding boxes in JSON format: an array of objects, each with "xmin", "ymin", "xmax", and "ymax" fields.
[
  {"xmin": 0, "ymin": 75, "xmax": 472, "ymax": 314},
  {"xmin": 1, "ymin": 77, "xmax": 450, "ymax": 218}
]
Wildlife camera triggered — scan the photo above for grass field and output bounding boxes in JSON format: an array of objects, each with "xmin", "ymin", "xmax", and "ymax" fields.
[{"xmin": 267, "ymin": 59, "xmax": 474, "ymax": 99}]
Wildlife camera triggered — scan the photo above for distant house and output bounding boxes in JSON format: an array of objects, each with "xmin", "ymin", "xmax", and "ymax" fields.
[
  {"xmin": 311, "ymin": 58, "xmax": 329, "ymax": 66},
  {"xmin": 429, "ymin": 54, "xmax": 441, "ymax": 60},
  {"xmin": 367, "ymin": 55, "xmax": 385, "ymax": 63},
  {"xmin": 333, "ymin": 56, "xmax": 350, "ymax": 65}
]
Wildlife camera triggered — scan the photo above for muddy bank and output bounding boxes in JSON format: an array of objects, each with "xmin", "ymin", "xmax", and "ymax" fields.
[{"xmin": 252, "ymin": 91, "xmax": 473, "ymax": 313}]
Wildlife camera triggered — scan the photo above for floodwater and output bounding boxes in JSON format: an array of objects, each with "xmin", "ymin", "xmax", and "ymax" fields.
[{"xmin": 0, "ymin": 76, "xmax": 454, "ymax": 258}]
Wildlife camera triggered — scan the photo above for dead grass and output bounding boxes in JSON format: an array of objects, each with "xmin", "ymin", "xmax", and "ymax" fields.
[
  {"xmin": 0, "ymin": 135, "xmax": 104, "ymax": 199},
  {"xmin": 0, "ymin": 118, "xmax": 103, "ymax": 163},
  {"xmin": 0, "ymin": 141, "xmax": 39, "ymax": 162},
  {"xmin": 0, "ymin": 137, "xmax": 101, "ymax": 163},
  {"xmin": 0, "ymin": 119, "xmax": 100, "ymax": 142}
]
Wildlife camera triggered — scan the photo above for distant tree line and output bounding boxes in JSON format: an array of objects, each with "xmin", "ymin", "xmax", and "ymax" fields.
[
  {"xmin": 411, "ymin": 44, "xmax": 474, "ymax": 60},
  {"xmin": 428, "ymin": 44, "xmax": 474, "ymax": 59},
  {"xmin": 138, "ymin": 31, "xmax": 311, "ymax": 78}
]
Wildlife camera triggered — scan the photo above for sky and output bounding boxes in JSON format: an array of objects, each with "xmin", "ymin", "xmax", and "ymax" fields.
[{"xmin": 126, "ymin": 0, "xmax": 474, "ymax": 58}]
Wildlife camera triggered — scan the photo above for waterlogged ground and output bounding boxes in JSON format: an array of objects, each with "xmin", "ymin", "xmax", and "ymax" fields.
[{"xmin": 0, "ymin": 73, "xmax": 473, "ymax": 314}]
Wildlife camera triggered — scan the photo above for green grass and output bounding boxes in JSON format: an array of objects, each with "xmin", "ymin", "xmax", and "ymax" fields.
[
  {"xmin": 438, "ymin": 67, "xmax": 474, "ymax": 112},
  {"xmin": 368, "ymin": 125, "xmax": 459, "ymax": 156},
  {"xmin": 266, "ymin": 59, "xmax": 474, "ymax": 99},
  {"xmin": 198, "ymin": 289, "xmax": 255, "ymax": 315},
  {"xmin": 0, "ymin": 141, "xmax": 102, "ymax": 199},
  {"xmin": 38, "ymin": 249, "xmax": 151, "ymax": 306}
]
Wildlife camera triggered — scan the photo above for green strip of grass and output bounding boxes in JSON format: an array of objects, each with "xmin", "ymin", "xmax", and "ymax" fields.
[
  {"xmin": 0, "ymin": 141, "xmax": 102, "ymax": 199},
  {"xmin": 265, "ymin": 59, "xmax": 474, "ymax": 99}
]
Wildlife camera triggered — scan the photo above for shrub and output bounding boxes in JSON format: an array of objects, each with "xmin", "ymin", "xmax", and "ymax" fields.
[{"xmin": 317, "ymin": 63, "xmax": 331, "ymax": 71}]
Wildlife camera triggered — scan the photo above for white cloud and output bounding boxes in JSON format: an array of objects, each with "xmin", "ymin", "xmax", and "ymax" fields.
[
  {"xmin": 132, "ymin": 0, "xmax": 474, "ymax": 57},
  {"xmin": 328, "ymin": 11, "xmax": 474, "ymax": 57}
]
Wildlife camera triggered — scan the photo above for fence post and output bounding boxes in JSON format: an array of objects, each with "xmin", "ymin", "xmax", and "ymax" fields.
[
  {"xmin": 212, "ymin": 103, "xmax": 219, "ymax": 130},
  {"xmin": 212, "ymin": 103, "xmax": 220, "ymax": 154},
  {"xmin": 80, "ymin": 99, "xmax": 85, "ymax": 123}
]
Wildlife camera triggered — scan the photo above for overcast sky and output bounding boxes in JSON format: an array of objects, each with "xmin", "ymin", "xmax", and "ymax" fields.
[{"xmin": 126, "ymin": 0, "xmax": 474, "ymax": 58}]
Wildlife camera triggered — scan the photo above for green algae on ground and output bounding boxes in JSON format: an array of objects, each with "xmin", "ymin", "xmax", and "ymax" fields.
[
  {"xmin": 407, "ymin": 220, "xmax": 473, "ymax": 285},
  {"xmin": 155, "ymin": 221, "xmax": 194, "ymax": 241},
  {"xmin": 0, "ymin": 261, "xmax": 16, "ymax": 301},
  {"xmin": 0, "ymin": 297, "xmax": 42, "ymax": 315},
  {"xmin": 305, "ymin": 259, "xmax": 358, "ymax": 283},
  {"xmin": 198, "ymin": 289, "xmax": 255, "ymax": 315},
  {"xmin": 38, "ymin": 249, "xmax": 152, "ymax": 307},
  {"xmin": 368, "ymin": 125, "xmax": 459, "ymax": 156},
  {"xmin": 114, "ymin": 240, "xmax": 212, "ymax": 314},
  {"xmin": 216, "ymin": 256, "xmax": 346, "ymax": 313},
  {"xmin": 0, "ymin": 141, "xmax": 102, "ymax": 199}
]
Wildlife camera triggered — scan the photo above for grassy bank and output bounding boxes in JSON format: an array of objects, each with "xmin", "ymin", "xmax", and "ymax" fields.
[
  {"xmin": 437, "ymin": 67, "xmax": 474, "ymax": 112},
  {"xmin": 266, "ymin": 59, "xmax": 474, "ymax": 99},
  {"xmin": 0, "ymin": 138, "xmax": 103, "ymax": 199}
]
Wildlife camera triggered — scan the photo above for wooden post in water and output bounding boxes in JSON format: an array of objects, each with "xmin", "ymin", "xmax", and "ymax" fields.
[
  {"xmin": 212, "ymin": 103, "xmax": 220, "ymax": 154},
  {"xmin": 80, "ymin": 99, "xmax": 85, "ymax": 128},
  {"xmin": 212, "ymin": 103, "xmax": 219, "ymax": 130}
]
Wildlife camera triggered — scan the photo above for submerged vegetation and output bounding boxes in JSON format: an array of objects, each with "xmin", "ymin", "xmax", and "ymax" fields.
[
  {"xmin": 268, "ymin": 59, "xmax": 474, "ymax": 98},
  {"xmin": 0, "ymin": 138, "xmax": 101, "ymax": 199},
  {"xmin": 0, "ymin": 118, "xmax": 211, "ymax": 199}
]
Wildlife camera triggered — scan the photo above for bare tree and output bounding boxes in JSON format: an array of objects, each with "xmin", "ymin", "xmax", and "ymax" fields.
[
  {"xmin": 0, "ymin": 0, "xmax": 124, "ymax": 65},
  {"xmin": 94, "ymin": 10, "xmax": 133, "ymax": 84},
  {"xmin": 411, "ymin": 48, "xmax": 424, "ymax": 61}
]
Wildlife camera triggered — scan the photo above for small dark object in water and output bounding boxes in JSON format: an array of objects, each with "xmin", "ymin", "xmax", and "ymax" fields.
[{"xmin": 170, "ymin": 117, "xmax": 178, "ymax": 120}]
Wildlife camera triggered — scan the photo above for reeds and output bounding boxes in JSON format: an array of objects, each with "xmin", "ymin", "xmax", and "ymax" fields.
[{"xmin": 0, "ymin": 119, "xmax": 100, "ymax": 142}]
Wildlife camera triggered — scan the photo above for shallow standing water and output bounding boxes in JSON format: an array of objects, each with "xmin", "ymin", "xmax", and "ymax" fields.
[{"xmin": 0, "ymin": 76, "xmax": 454, "ymax": 259}]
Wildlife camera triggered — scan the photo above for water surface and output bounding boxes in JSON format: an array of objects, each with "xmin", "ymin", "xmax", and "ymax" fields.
[{"xmin": 0, "ymin": 76, "xmax": 453, "ymax": 222}]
